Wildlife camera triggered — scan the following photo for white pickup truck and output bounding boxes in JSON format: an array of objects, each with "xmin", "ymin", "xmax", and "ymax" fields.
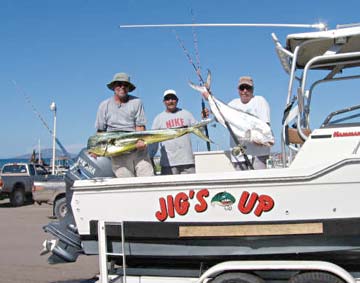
[{"xmin": 0, "ymin": 162, "xmax": 54, "ymax": 206}]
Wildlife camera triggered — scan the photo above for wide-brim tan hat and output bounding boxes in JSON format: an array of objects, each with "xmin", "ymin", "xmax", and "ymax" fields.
[{"xmin": 107, "ymin": 72, "xmax": 136, "ymax": 92}]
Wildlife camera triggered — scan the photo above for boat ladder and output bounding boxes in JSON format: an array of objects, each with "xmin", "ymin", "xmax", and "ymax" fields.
[{"xmin": 98, "ymin": 220, "xmax": 127, "ymax": 283}]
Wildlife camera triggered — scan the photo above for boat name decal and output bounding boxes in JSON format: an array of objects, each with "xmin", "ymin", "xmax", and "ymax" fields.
[
  {"xmin": 155, "ymin": 189, "xmax": 275, "ymax": 222},
  {"xmin": 333, "ymin": 131, "xmax": 360, "ymax": 138}
]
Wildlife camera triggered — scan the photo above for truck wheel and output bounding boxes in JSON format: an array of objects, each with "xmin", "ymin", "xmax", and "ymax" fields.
[
  {"xmin": 211, "ymin": 272, "xmax": 265, "ymax": 283},
  {"xmin": 54, "ymin": 197, "xmax": 68, "ymax": 220},
  {"xmin": 10, "ymin": 188, "xmax": 25, "ymax": 207},
  {"xmin": 290, "ymin": 272, "xmax": 344, "ymax": 283}
]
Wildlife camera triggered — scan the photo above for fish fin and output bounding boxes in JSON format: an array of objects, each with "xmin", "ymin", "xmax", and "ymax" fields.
[{"xmin": 108, "ymin": 138, "xmax": 116, "ymax": 145}]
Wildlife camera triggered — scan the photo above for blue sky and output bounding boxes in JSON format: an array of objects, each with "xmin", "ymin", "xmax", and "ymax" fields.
[{"xmin": 0, "ymin": 0, "xmax": 359, "ymax": 158}]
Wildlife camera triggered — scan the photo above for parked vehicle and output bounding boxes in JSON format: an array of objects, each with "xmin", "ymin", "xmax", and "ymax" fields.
[
  {"xmin": 0, "ymin": 162, "xmax": 50, "ymax": 206},
  {"xmin": 32, "ymin": 176, "xmax": 67, "ymax": 219}
]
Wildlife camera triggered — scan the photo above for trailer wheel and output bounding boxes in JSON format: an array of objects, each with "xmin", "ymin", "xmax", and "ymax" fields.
[
  {"xmin": 290, "ymin": 272, "xmax": 344, "ymax": 283},
  {"xmin": 211, "ymin": 272, "xmax": 265, "ymax": 283},
  {"xmin": 54, "ymin": 197, "xmax": 67, "ymax": 220},
  {"xmin": 10, "ymin": 188, "xmax": 25, "ymax": 207}
]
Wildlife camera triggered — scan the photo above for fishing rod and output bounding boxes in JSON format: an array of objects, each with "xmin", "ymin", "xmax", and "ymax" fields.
[
  {"xmin": 189, "ymin": 9, "xmax": 211, "ymax": 151},
  {"xmin": 173, "ymin": 30, "xmax": 212, "ymax": 151},
  {"xmin": 12, "ymin": 80, "xmax": 73, "ymax": 161},
  {"xmin": 173, "ymin": 32, "xmax": 254, "ymax": 169}
]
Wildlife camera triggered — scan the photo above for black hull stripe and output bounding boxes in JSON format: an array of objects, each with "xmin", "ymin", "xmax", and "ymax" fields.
[{"xmin": 89, "ymin": 217, "xmax": 360, "ymax": 239}]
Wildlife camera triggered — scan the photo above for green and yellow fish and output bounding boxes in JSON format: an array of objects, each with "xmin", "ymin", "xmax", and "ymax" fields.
[{"xmin": 87, "ymin": 119, "xmax": 212, "ymax": 157}]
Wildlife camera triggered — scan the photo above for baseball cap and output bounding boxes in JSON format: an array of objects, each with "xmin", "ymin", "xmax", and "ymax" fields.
[
  {"xmin": 163, "ymin": 89, "xmax": 178, "ymax": 99},
  {"xmin": 238, "ymin": 76, "xmax": 254, "ymax": 87}
]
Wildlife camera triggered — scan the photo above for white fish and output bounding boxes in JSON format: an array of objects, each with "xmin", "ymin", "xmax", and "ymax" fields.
[{"xmin": 189, "ymin": 72, "xmax": 274, "ymax": 147}]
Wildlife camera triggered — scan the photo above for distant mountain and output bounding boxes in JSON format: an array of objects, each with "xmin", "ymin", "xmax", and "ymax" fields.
[{"xmin": 13, "ymin": 148, "xmax": 77, "ymax": 159}]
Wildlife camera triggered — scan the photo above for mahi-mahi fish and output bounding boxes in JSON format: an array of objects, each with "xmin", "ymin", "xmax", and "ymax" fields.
[
  {"xmin": 87, "ymin": 119, "xmax": 212, "ymax": 157},
  {"xmin": 189, "ymin": 71, "xmax": 274, "ymax": 147}
]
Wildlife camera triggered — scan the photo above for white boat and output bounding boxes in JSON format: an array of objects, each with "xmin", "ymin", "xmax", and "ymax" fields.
[{"xmin": 44, "ymin": 25, "xmax": 360, "ymax": 273}]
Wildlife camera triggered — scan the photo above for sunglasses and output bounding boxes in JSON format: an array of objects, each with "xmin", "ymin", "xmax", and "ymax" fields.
[
  {"xmin": 164, "ymin": 95, "xmax": 178, "ymax": 101},
  {"xmin": 114, "ymin": 82, "xmax": 129, "ymax": 88},
  {"xmin": 239, "ymin": 84, "xmax": 253, "ymax": 91}
]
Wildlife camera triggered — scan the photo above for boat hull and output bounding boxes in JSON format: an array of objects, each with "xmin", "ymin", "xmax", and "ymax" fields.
[
  {"xmin": 78, "ymin": 217, "xmax": 360, "ymax": 270},
  {"xmin": 66, "ymin": 156, "xmax": 360, "ymax": 269}
]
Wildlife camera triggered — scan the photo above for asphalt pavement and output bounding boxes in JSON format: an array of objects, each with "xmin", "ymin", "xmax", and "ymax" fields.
[{"xmin": 0, "ymin": 199, "xmax": 99, "ymax": 283}]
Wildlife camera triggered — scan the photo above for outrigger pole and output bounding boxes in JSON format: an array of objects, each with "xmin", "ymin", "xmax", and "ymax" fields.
[
  {"xmin": 120, "ymin": 22, "xmax": 327, "ymax": 30},
  {"xmin": 12, "ymin": 80, "xmax": 73, "ymax": 162}
]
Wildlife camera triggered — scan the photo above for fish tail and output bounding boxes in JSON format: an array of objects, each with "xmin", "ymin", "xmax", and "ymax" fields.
[
  {"xmin": 192, "ymin": 127, "xmax": 211, "ymax": 142},
  {"xmin": 191, "ymin": 120, "xmax": 212, "ymax": 142},
  {"xmin": 205, "ymin": 70, "xmax": 211, "ymax": 89},
  {"xmin": 188, "ymin": 81, "xmax": 206, "ymax": 93}
]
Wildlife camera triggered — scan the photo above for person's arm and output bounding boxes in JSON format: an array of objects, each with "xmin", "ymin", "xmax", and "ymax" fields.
[
  {"xmin": 134, "ymin": 125, "xmax": 147, "ymax": 150},
  {"xmin": 91, "ymin": 103, "xmax": 107, "ymax": 158},
  {"xmin": 149, "ymin": 116, "xmax": 160, "ymax": 158},
  {"xmin": 95, "ymin": 101, "xmax": 107, "ymax": 132},
  {"xmin": 133, "ymin": 99, "xmax": 148, "ymax": 150}
]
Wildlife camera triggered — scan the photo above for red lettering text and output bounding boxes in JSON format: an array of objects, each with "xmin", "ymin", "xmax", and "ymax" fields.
[
  {"xmin": 238, "ymin": 191, "xmax": 258, "ymax": 214},
  {"xmin": 254, "ymin": 195, "xmax": 275, "ymax": 216},
  {"xmin": 195, "ymin": 189, "xmax": 209, "ymax": 212},
  {"xmin": 167, "ymin": 195, "xmax": 175, "ymax": 218},
  {"xmin": 174, "ymin": 192, "xmax": 190, "ymax": 215},
  {"xmin": 155, "ymin": 197, "xmax": 168, "ymax": 222}
]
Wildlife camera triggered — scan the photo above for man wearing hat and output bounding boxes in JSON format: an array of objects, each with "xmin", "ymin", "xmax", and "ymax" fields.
[
  {"xmin": 228, "ymin": 76, "xmax": 272, "ymax": 169},
  {"xmin": 202, "ymin": 76, "xmax": 272, "ymax": 170},
  {"xmin": 149, "ymin": 89, "xmax": 197, "ymax": 175},
  {"xmin": 94, "ymin": 72, "xmax": 154, "ymax": 177}
]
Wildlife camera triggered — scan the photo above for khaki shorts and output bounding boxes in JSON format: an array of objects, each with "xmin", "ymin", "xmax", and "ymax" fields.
[{"xmin": 111, "ymin": 150, "xmax": 154, "ymax": 177}]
